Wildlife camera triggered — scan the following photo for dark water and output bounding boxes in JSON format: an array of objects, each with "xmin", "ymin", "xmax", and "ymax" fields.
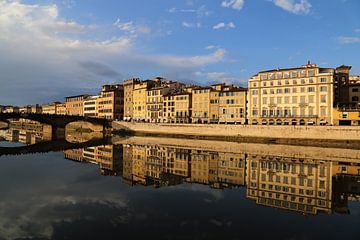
[{"xmin": 0, "ymin": 128, "xmax": 360, "ymax": 240}]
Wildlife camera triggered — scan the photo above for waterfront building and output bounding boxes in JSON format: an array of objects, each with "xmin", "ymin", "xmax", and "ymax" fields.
[
  {"xmin": 42, "ymin": 102, "xmax": 61, "ymax": 114},
  {"xmin": 31, "ymin": 104, "xmax": 42, "ymax": 114},
  {"xmin": 123, "ymin": 78, "xmax": 141, "ymax": 121},
  {"xmin": 247, "ymin": 62, "xmax": 351, "ymax": 125},
  {"xmin": 97, "ymin": 84, "xmax": 124, "ymax": 120},
  {"xmin": 19, "ymin": 106, "xmax": 32, "ymax": 114},
  {"xmin": 191, "ymin": 87, "xmax": 219, "ymax": 124},
  {"xmin": 55, "ymin": 102, "xmax": 66, "ymax": 115},
  {"xmin": 333, "ymin": 108, "xmax": 360, "ymax": 126},
  {"xmin": 65, "ymin": 95, "xmax": 88, "ymax": 116},
  {"xmin": 349, "ymin": 76, "xmax": 360, "ymax": 105},
  {"xmin": 64, "ymin": 149, "xmax": 84, "ymax": 162},
  {"xmin": 146, "ymin": 80, "xmax": 184, "ymax": 123},
  {"xmin": 246, "ymin": 154, "xmax": 333, "ymax": 215},
  {"xmin": 133, "ymin": 80, "xmax": 155, "ymax": 122},
  {"xmin": 163, "ymin": 92, "xmax": 192, "ymax": 123},
  {"xmin": 3, "ymin": 106, "xmax": 19, "ymax": 113},
  {"xmin": 219, "ymin": 86, "xmax": 247, "ymax": 124},
  {"xmin": 83, "ymin": 95, "xmax": 99, "ymax": 117}
]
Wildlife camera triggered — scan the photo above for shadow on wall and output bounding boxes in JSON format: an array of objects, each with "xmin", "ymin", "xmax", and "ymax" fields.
[{"xmin": 65, "ymin": 121, "xmax": 104, "ymax": 133}]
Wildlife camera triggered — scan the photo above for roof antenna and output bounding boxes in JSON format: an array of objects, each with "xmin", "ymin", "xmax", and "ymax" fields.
[{"xmin": 308, "ymin": 60, "xmax": 311, "ymax": 65}]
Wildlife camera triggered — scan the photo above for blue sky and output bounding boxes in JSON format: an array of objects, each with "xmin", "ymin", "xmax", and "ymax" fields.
[{"xmin": 0, "ymin": 0, "xmax": 359, "ymax": 105}]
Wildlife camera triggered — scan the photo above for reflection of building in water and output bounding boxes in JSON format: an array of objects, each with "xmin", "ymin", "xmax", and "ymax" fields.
[
  {"xmin": 121, "ymin": 144, "xmax": 246, "ymax": 188},
  {"xmin": 332, "ymin": 162, "xmax": 360, "ymax": 214},
  {"xmin": 0, "ymin": 129, "xmax": 19, "ymax": 142},
  {"xmin": 246, "ymin": 155, "xmax": 333, "ymax": 215},
  {"xmin": 1, "ymin": 122, "xmax": 51, "ymax": 144},
  {"xmin": 81, "ymin": 145, "xmax": 123, "ymax": 176},
  {"xmin": 64, "ymin": 149, "xmax": 84, "ymax": 162},
  {"xmin": 189, "ymin": 150, "xmax": 246, "ymax": 189}
]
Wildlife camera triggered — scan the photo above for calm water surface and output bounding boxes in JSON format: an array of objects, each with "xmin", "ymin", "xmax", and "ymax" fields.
[{"xmin": 0, "ymin": 127, "xmax": 359, "ymax": 240}]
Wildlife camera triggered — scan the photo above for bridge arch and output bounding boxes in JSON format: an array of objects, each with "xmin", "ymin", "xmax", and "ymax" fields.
[{"xmin": 0, "ymin": 113, "xmax": 111, "ymax": 140}]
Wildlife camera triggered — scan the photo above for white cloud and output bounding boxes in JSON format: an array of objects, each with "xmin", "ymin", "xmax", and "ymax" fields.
[
  {"xmin": 221, "ymin": 0, "xmax": 245, "ymax": 10},
  {"xmin": 0, "ymin": 1, "xmax": 226, "ymax": 105},
  {"xmin": 213, "ymin": 22, "xmax": 236, "ymax": 30},
  {"xmin": 113, "ymin": 18, "xmax": 151, "ymax": 35},
  {"xmin": 272, "ymin": 0, "xmax": 312, "ymax": 15},
  {"xmin": 168, "ymin": 5, "xmax": 211, "ymax": 17},
  {"xmin": 338, "ymin": 36, "xmax": 360, "ymax": 44},
  {"xmin": 182, "ymin": 21, "xmax": 201, "ymax": 28}
]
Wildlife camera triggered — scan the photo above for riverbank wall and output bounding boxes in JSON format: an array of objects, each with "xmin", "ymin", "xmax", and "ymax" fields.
[{"xmin": 113, "ymin": 122, "xmax": 360, "ymax": 148}]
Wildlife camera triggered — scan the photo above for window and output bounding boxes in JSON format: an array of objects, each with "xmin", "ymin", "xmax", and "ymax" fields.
[
  {"xmin": 277, "ymin": 97, "xmax": 282, "ymax": 104},
  {"xmin": 276, "ymin": 89, "xmax": 283, "ymax": 94},
  {"xmin": 352, "ymin": 88, "xmax": 359, "ymax": 92},
  {"xmin": 301, "ymin": 79, "xmax": 306, "ymax": 84},
  {"xmin": 285, "ymin": 88, "xmax": 290, "ymax": 93},
  {"xmin": 308, "ymin": 95, "xmax": 314, "ymax": 103},
  {"xmin": 263, "ymin": 97, "xmax": 267, "ymax": 104},
  {"xmin": 292, "ymin": 87, "xmax": 297, "ymax": 93},
  {"xmin": 252, "ymin": 109, "xmax": 258, "ymax": 116},
  {"xmin": 352, "ymin": 96, "xmax": 359, "ymax": 102},
  {"xmin": 308, "ymin": 70, "xmax": 315, "ymax": 77},
  {"xmin": 320, "ymin": 78, "xmax": 327, "ymax": 83},
  {"xmin": 270, "ymin": 97, "xmax": 275, "ymax": 104},
  {"xmin": 285, "ymin": 97, "xmax": 290, "ymax": 104},
  {"xmin": 320, "ymin": 95, "xmax": 327, "ymax": 103},
  {"xmin": 300, "ymin": 87, "xmax": 305, "ymax": 93},
  {"xmin": 320, "ymin": 86, "xmax": 327, "ymax": 92},
  {"xmin": 300, "ymin": 96, "xmax": 306, "ymax": 104},
  {"xmin": 309, "ymin": 107, "xmax": 314, "ymax": 116},
  {"xmin": 263, "ymin": 89, "xmax": 268, "ymax": 94},
  {"xmin": 308, "ymin": 87, "xmax": 315, "ymax": 92},
  {"xmin": 320, "ymin": 107, "xmax": 327, "ymax": 116},
  {"xmin": 292, "ymin": 96, "xmax": 298, "ymax": 104},
  {"xmin": 252, "ymin": 98, "xmax": 258, "ymax": 105}
]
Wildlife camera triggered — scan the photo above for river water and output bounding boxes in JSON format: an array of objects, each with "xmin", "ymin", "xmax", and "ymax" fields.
[{"xmin": 0, "ymin": 127, "xmax": 359, "ymax": 240}]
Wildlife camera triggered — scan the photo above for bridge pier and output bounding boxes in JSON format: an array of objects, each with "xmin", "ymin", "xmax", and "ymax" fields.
[{"xmin": 52, "ymin": 126, "xmax": 66, "ymax": 140}]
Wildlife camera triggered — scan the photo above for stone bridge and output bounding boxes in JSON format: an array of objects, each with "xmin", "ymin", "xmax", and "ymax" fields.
[
  {"xmin": 0, "ymin": 137, "xmax": 112, "ymax": 157},
  {"xmin": 0, "ymin": 113, "xmax": 112, "ymax": 139}
]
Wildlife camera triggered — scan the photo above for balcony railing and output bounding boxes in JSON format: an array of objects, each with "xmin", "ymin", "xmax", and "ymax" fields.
[{"xmin": 259, "ymin": 115, "xmax": 319, "ymax": 118}]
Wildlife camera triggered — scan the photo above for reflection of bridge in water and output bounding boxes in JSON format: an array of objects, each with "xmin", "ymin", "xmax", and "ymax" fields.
[
  {"xmin": 0, "ymin": 138, "xmax": 112, "ymax": 157},
  {"xmin": 0, "ymin": 113, "xmax": 112, "ymax": 139}
]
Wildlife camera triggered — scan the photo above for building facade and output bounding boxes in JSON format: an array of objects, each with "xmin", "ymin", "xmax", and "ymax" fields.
[
  {"xmin": 123, "ymin": 78, "xmax": 141, "ymax": 121},
  {"xmin": 65, "ymin": 95, "xmax": 88, "ymax": 116},
  {"xmin": 83, "ymin": 95, "xmax": 99, "ymax": 117},
  {"xmin": 55, "ymin": 103, "xmax": 66, "ymax": 115},
  {"xmin": 97, "ymin": 84, "xmax": 124, "ymax": 120},
  {"xmin": 219, "ymin": 86, "xmax": 247, "ymax": 124},
  {"xmin": 248, "ymin": 62, "xmax": 345, "ymax": 125}
]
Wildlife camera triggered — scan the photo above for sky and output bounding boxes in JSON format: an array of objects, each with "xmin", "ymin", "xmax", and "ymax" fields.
[{"xmin": 0, "ymin": 0, "xmax": 359, "ymax": 106}]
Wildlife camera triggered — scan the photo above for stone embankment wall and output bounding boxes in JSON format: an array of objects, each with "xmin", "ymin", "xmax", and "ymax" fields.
[
  {"xmin": 113, "ymin": 122, "xmax": 360, "ymax": 141},
  {"xmin": 113, "ymin": 136, "xmax": 360, "ymax": 163}
]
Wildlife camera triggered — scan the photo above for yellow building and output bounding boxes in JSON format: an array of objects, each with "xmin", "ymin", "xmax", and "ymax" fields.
[
  {"xmin": 65, "ymin": 95, "xmax": 88, "ymax": 116},
  {"xmin": 248, "ymin": 62, "xmax": 351, "ymax": 125},
  {"xmin": 123, "ymin": 78, "xmax": 141, "ymax": 121},
  {"xmin": 219, "ymin": 86, "xmax": 247, "ymax": 124},
  {"xmin": 97, "ymin": 84, "xmax": 124, "ymax": 120},
  {"xmin": 147, "ymin": 86, "xmax": 170, "ymax": 123},
  {"xmin": 246, "ymin": 154, "xmax": 333, "ymax": 215},
  {"xmin": 333, "ymin": 108, "xmax": 360, "ymax": 126},
  {"xmin": 133, "ymin": 81, "xmax": 152, "ymax": 121},
  {"xmin": 55, "ymin": 103, "xmax": 66, "ymax": 115},
  {"xmin": 191, "ymin": 87, "xmax": 221, "ymax": 124},
  {"xmin": 42, "ymin": 102, "xmax": 61, "ymax": 115},
  {"xmin": 163, "ymin": 92, "xmax": 192, "ymax": 123}
]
